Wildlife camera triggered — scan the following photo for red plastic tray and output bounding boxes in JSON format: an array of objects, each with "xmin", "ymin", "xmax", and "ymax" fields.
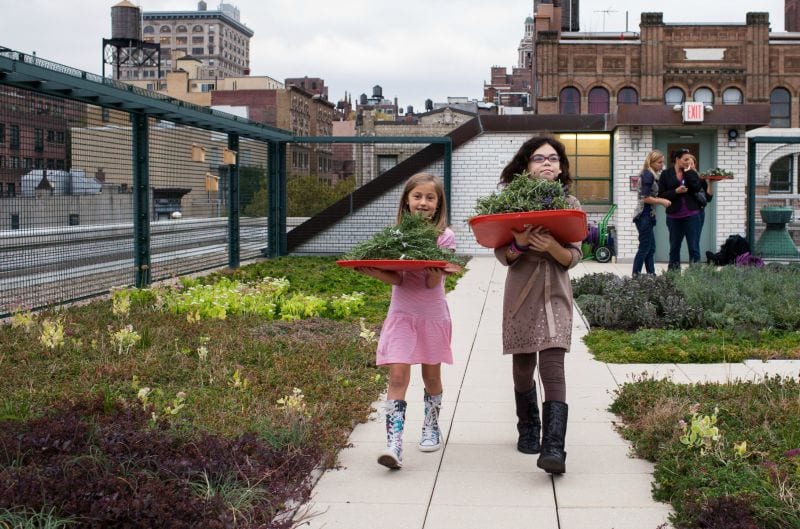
[
  {"xmin": 336, "ymin": 259, "xmax": 449, "ymax": 271},
  {"xmin": 700, "ymin": 175, "xmax": 733, "ymax": 182},
  {"xmin": 468, "ymin": 210, "xmax": 588, "ymax": 249}
]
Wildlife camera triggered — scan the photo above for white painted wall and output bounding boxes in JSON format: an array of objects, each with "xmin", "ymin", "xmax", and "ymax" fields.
[{"xmin": 293, "ymin": 129, "xmax": 750, "ymax": 258}]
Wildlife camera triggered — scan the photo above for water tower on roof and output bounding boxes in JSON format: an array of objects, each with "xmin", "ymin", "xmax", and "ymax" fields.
[{"xmin": 102, "ymin": 0, "xmax": 162, "ymax": 80}]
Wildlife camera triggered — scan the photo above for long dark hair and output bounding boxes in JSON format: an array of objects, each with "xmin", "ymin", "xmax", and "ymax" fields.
[{"xmin": 499, "ymin": 135, "xmax": 572, "ymax": 188}]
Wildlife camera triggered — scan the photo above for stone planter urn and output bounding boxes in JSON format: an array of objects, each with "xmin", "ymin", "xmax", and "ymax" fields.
[{"xmin": 756, "ymin": 207, "xmax": 799, "ymax": 259}]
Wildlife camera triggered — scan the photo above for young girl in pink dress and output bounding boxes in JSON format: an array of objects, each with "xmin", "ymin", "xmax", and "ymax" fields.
[{"xmin": 356, "ymin": 172, "xmax": 456, "ymax": 469}]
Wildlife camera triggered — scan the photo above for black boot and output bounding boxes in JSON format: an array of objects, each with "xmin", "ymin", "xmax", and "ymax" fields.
[
  {"xmin": 514, "ymin": 386, "xmax": 541, "ymax": 454},
  {"xmin": 537, "ymin": 401, "xmax": 568, "ymax": 474}
]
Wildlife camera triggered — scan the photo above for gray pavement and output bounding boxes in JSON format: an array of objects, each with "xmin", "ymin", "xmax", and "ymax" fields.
[{"xmin": 292, "ymin": 257, "xmax": 800, "ymax": 529}]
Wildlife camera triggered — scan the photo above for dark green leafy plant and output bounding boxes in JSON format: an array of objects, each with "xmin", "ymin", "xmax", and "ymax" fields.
[
  {"xmin": 473, "ymin": 173, "xmax": 571, "ymax": 216},
  {"xmin": 343, "ymin": 213, "xmax": 466, "ymax": 265}
]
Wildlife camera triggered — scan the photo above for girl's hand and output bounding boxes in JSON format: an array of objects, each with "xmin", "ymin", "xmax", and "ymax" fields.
[
  {"xmin": 443, "ymin": 262, "xmax": 463, "ymax": 274},
  {"xmin": 355, "ymin": 267, "xmax": 402, "ymax": 285},
  {"xmin": 511, "ymin": 225, "xmax": 534, "ymax": 248},
  {"xmin": 425, "ymin": 267, "xmax": 444, "ymax": 288},
  {"xmin": 355, "ymin": 266, "xmax": 380, "ymax": 277},
  {"xmin": 527, "ymin": 226, "xmax": 557, "ymax": 253}
]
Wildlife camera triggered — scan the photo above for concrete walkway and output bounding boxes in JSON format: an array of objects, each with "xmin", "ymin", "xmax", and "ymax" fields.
[{"xmin": 292, "ymin": 257, "xmax": 800, "ymax": 529}]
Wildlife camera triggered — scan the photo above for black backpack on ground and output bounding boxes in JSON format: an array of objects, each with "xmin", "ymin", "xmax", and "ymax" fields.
[{"xmin": 706, "ymin": 234, "xmax": 750, "ymax": 266}]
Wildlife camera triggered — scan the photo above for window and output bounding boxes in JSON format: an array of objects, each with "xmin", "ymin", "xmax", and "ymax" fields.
[
  {"xmin": 617, "ymin": 87, "xmax": 638, "ymax": 105},
  {"xmin": 193, "ymin": 25, "xmax": 203, "ymax": 32},
  {"xmin": 0, "ymin": 123, "xmax": 4, "ymax": 143},
  {"xmin": 559, "ymin": 133, "xmax": 612, "ymax": 205},
  {"xmin": 144, "ymin": 25, "xmax": 154, "ymax": 34},
  {"xmin": 664, "ymin": 87, "xmax": 685, "ymax": 105},
  {"xmin": 9, "ymin": 125, "xmax": 19, "ymax": 150},
  {"xmin": 69, "ymin": 214, "xmax": 80, "ymax": 226},
  {"xmin": 176, "ymin": 25, "xmax": 187, "ymax": 33},
  {"xmin": 160, "ymin": 36, "xmax": 171, "ymax": 45},
  {"xmin": 587, "ymin": 87, "xmax": 610, "ymax": 114},
  {"xmin": 47, "ymin": 130, "xmax": 55, "ymax": 142},
  {"xmin": 693, "ymin": 87, "xmax": 714, "ymax": 104},
  {"xmin": 377, "ymin": 155, "xmax": 398, "ymax": 175},
  {"xmin": 769, "ymin": 155, "xmax": 792, "ymax": 193},
  {"xmin": 192, "ymin": 47, "xmax": 204, "ymax": 55},
  {"xmin": 770, "ymin": 88, "xmax": 791, "ymax": 127},
  {"xmin": 192, "ymin": 36, "xmax": 204, "ymax": 44},
  {"xmin": 559, "ymin": 87, "xmax": 580, "ymax": 114},
  {"xmin": 160, "ymin": 25, "xmax": 171, "ymax": 33},
  {"xmin": 34, "ymin": 129, "xmax": 44, "ymax": 152},
  {"xmin": 7, "ymin": 183, "xmax": 15, "ymax": 197},
  {"xmin": 11, "ymin": 213, "xmax": 20, "ymax": 228},
  {"xmin": 722, "ymin": 87, "xmax": 743, "ymax": 104},
  {"xmin": 56, "ymin": 132, "xmax": 65, "ymax": 144},
  {"xmin": 176, "ymin": 36, "xmax": 187, "ymax": 44}
]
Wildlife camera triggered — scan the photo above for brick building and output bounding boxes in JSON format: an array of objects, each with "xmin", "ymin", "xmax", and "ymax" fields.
[
  {"xmin": 0, "ymin": 87, "xmax": 85, "ymax": 197},
  {"xmin": 119, "ymin": 1, "xmax": 253, "ymax": 82},
  {"xmin": 480, "ymin": 2, "xmax": 800, "ymax": 263}
]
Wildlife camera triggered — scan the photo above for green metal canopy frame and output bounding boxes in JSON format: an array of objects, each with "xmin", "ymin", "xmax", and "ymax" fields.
[{"xmin": 0, "ymin": 46, "xmax": 454, "ymax": 289}]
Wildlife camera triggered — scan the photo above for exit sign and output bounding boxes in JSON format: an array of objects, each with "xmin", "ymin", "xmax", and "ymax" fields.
[{"xmin": 683, "ymin": 102, "xmax": 704, "ymax": 122}]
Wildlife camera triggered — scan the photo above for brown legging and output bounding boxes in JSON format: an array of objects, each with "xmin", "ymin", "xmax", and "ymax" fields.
[{"xmin": 512, "ymin": 348, "xmax": 566, "ymax": 402}]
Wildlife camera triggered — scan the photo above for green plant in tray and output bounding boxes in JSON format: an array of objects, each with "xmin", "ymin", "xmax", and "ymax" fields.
[
  {"xmin": 700, "ymin": 167, "xmax": 734, "ymax": 179},
  {"xmin": 343, "ymin": 213, "xmax": 466, "ymax": 265},
  {"xmin": 473, "ymin": 173, "xmax": 572, "ymax": 216}
]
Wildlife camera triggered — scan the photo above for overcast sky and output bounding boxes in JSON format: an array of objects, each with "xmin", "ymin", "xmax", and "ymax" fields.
[{"xmin": 0, "ymin": 1, "xmax": 787, "ymax": 112}]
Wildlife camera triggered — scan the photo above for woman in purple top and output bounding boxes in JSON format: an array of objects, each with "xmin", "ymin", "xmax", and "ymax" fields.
[{"xmin": 658, "ymin": 149, "xmax": 704, "ymax": 270}]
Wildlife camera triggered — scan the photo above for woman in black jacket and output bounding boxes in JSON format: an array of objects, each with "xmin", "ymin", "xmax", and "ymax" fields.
[{"xmin": 658, "ymin": 149, "xmax": 704, "ymax": 270}]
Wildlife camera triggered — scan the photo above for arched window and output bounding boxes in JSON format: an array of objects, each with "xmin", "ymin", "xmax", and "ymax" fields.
[
  {"xmin": 693, "ymin": 87, "xmax": 714, "ymax": 104},
  {"xmin": 588, "ymin": 87, "xmax": 610, "ymax": 113},
  {"xmin": 722, "ymin": 87, "xmax": 743, "ymax": 104},
  {"xmin": 664, "ymin": 87, "xmax": 685, "ymax": 105},
  {"xmin": 559, "ymin": 87, "xmax": 580, "ymax": 114},
  {"xmin": 770, "ymin": 88, "xmax": 791, "ymax": 127},
  {"xmin": 617, "ymin": 87, "xmax": 638, "ymax": 105},
  {"xmin": 143, "ymin": 25, "xmax": 155, "ymax": 34},
  {"xmin": 176, "ymin": 25, "xmax": 187, "ymax": 33},
  {"xmin": 160, "ymin": 25, "xmax": 171, "ymax": 33},
  {"xmin": 769, "ymin": 155, "xmax": 793, "ymax": 193},
  {"xmin": 193, "ymin": 25, "xmax": 204, "ymax": 33}
]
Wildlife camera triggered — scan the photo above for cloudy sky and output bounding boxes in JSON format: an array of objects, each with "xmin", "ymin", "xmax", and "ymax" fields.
[{"xmin": 0, "ymin": 0, "xmax": 787, "ymax": 112}]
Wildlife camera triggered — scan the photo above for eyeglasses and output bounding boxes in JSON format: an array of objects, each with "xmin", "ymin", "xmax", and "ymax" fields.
[{"xmin": 530, "ymin": 154, "xmax": 560, "ymax": 163}]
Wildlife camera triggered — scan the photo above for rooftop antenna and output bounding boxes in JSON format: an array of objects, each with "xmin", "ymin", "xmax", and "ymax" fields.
[{"xmin": 594, "ymin": 7, "xmax": 618, "ymax": 32}]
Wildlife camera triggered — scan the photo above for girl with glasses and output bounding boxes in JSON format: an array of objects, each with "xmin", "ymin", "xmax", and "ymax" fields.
[{"xmin": 495, "ymin": 135, "xmax": 583, "ymax": 474}]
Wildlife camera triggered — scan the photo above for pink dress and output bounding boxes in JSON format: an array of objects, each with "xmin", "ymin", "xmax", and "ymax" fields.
[{"xmin": 376, "ymin": 228, "xmax": 456, "ymax": 366}]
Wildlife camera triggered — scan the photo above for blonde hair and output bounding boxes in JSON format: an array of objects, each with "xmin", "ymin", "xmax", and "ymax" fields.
[
  {"xmin": 396, "ymin": 172, "xmax": 448, "ymax": 231},
  {"xmin": 686, "ymin": 153, "xmax": 698, "ymax": 169},
  {"xmin": 642, "ymin": 150, "xmax": 664, "ymax": 173}
]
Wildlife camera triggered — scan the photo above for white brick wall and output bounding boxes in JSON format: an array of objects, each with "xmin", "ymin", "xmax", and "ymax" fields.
[{"xmin": 294, "ymin": 129, "xmax": 750, "ymax": 258}]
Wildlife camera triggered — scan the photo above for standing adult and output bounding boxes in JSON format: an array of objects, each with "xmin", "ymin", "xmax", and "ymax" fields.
[
  {"xmin": 658, "ymin": 149, "xmax": 705, "ymax": 270},
  {"xmin": 632, "ymin": 150, "xmax": 671, "ymax": 276},
  {"xmin": 686, "ymin": 154, "xmax": 713, "ymax": 232}
]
